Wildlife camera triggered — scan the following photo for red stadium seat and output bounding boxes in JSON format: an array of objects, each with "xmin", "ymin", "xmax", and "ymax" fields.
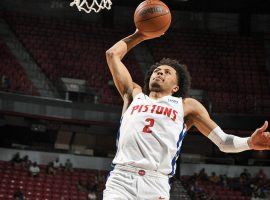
[
  {"xmin": 0, "ymin": 39, "xmax": 38, "ymax": 95},
  {"xmin": 3, "ymin": 12, "xmax": 144, "ymax": 105}
]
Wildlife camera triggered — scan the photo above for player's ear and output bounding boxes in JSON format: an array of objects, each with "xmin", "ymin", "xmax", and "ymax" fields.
[{"xmin": 172, "ymin": 85, "xmax": 179, "ymax": 94}]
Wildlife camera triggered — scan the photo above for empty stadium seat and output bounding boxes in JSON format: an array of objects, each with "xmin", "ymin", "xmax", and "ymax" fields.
[
  {"xmin": 0, "ymin": 160, "xmax": 104, "ymax": 200},
  {"xmin": 4, "ymin": 12, "xmax": 144, "ymax": 105},
  {"xmin": 0, "ymin": 39, "xmax": 38, "ymax": 95}
]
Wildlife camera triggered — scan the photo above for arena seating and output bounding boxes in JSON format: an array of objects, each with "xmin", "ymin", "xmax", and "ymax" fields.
[
  {"xmin": 181, "ymin": 174, "xmax": 270, "ymax": 200},
  {"xmin": 148, "ymin": 31, "xmax": 270, "ymax": 114},
  {"xmin": 0, "ymin": 160, "xmax": 107, "ymax": 200},
  {"xmin": 2, "ymin": 159, "xmax": 269, "ymax": 200},
  {"xmin": 3, "ymin": 12, "xmax": 270, "ymax": 114},
  {"xmin": 0, "ymin": 39, "xmax": 37, "ymax": 95},
  {"xmin": 4, "ymin": 12, "xmax": 144, "ymax": 105}
]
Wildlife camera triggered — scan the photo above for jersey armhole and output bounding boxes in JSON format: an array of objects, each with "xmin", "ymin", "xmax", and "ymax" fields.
[
  {"xmin": 133, "ymin": 92, "xmax": 144, "ymax": 99},
  {"xmin": 121, "ymin": 92, "xmax": 144, "ymax": 116}
]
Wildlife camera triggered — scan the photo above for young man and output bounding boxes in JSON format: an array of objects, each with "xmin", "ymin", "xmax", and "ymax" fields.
[{"xmin": 103, "ymin": 30, "xmax": 270, "ymax": 200}]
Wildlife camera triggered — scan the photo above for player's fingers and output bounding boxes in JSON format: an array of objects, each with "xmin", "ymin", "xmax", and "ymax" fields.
[
  {"xmin": 267, "ymin": 137, "xmax": 270, "ymax": 150},
  {"xmin": 258, "ymin": 121, "xmax": 268, "ymax": 133},
  {"xmin": 263, "ymin": 132, "xmax": 270, "ymax": 150},
  {"xmin": 262, "ymin": 131, "xmax": 270, "ymax": 137}
]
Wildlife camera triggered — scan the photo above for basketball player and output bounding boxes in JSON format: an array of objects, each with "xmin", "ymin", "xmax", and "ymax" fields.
[{"xmin": 103, "ymin": 30, "xmax": 270, "ymax": 200}]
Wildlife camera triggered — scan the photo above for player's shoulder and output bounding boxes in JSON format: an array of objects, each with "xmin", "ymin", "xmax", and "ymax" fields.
[
  {"xmin": 183, "ymin": 97, "xmax": 200, "ymax": 106},
  {"xmin": 131, "ymin": 82, "xmax": 142, "ymax": 99},
  {"xmin": 183, "ymin": 97, "xmax": 205, "ymax": 116},
  {"xmin": 121, "ymin": 87, "xmax": 143, "ymax": 115}
]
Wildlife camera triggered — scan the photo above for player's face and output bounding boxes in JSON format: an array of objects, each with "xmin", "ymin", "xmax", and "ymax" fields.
[{"xmin": 149, "ymin": 65, "xmax": 179, "ymax": 95}]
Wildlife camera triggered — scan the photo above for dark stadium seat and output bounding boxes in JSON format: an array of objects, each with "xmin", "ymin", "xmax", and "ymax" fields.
[
  {"xmin": 180, "ymin": 174, "xmax": 263, "ymax": 200},
  {"xmin": 0, "ymin": 160, "xmax": 105, "ymax": 200},
  {"xmin": 4, "ymin": 12, "xmax": 144, "ymax": 105},
  {"xmin": 2, "ymin": 12, "xmax": 269, "ymax": 113},
  {"xmin": 0, "ymin": 39, "xmax": 38, "ymax": 95},
  {"xmin": 148, "ymin": 31, "xmax": 269, "ymax": 114}
]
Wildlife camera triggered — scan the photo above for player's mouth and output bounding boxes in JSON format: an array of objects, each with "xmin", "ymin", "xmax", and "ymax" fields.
[{"xmin": 154, "ymin": 76, "xmax": 164, "ymax": 82}]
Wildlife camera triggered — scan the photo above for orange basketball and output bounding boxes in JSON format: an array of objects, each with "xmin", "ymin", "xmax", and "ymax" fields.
[{"xmin": 134, "ymin": 0, "xmax": 171, "ymax": 37}]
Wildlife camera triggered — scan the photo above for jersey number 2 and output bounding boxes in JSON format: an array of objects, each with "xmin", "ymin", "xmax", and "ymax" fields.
[{"xmin": 142, "ymin": 118, "xmax": 154, "ymax": 133}]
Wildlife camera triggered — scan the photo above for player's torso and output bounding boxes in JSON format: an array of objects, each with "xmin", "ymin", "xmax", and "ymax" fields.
[{"xmin": 113, "ymin": 93, "xmax": 186, "ymax": 175}]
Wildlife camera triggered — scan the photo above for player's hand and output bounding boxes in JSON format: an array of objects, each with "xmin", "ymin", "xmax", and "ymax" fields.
[
  {"xmin": 249, "ymin": 121, "xmax": 270, "ymax": 150},
  {"xmin": 135, "ymin": 29, "xmax": 164, "ymax": 40}
]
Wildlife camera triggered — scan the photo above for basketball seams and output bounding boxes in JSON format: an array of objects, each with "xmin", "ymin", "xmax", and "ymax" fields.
[
  {"xmin": 135, "ymin": 2, "xmax": 169, "ymax": 16},
  {"xmin": 137, "ymin": 17, "xmax": 170, "ymax": 33},
  {"xmin": 134, "ymin": 0, "xmax": 171, "ymax": 36},
  {"xmin": 134, "ymin": 3, "xmax": 169, "ymax": 22},
  {"xmin": 135, "ymin": 12, "xmax": 170, "ymax": 24}
]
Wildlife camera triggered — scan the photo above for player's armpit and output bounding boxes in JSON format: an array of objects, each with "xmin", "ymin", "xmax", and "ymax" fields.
[
  {"xmin": 184, "ymin": 116, "xmax": 193, "ymax": 131},
  {"xmin": 121, "ymin": 83, "xmax": 142, "ymax": 115},
  {"xmin": 132, "ymin": 82, "xmax": 142, "ymax": 98},
  {"xmin": 183, "ymin": 98, "xmax": 217, "ymax": 136}
]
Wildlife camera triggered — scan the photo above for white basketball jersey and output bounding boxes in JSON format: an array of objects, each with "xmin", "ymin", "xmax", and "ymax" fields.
[{"xmin": 112, "ymin": 93, "xmax": 187, "ymax": 176}]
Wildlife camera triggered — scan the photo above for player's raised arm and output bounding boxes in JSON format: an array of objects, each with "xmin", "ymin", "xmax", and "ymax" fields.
[
  {"xmin": 106, "ymin": 30, "xmax": 163, "ymax": 100},
  {"xmin": 105, "ymin": 31, "xmax": 143, "ymax": 99},
  {"xmin": 105, "ymin": 30, "xmax": 145, "ymax": 99},
  {"xmin": 184, "ymin": 98, "xmax": 270, "ymax": 153}
]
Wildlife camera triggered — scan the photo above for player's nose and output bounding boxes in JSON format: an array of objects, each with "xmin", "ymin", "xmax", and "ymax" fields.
[{"xmin": 157, "ymin": 71, "xmax": 163, "ymax": 75}]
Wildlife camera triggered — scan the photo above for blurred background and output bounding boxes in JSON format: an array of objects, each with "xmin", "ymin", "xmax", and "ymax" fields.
[{"xmin": 0, "ymin": 0, "xmax": 269, "ymax": 199}]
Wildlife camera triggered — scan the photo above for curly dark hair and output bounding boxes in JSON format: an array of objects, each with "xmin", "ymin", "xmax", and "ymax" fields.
[{"xmin": 143, "ymin": 58, "xmax": 191, "ymax": 98}]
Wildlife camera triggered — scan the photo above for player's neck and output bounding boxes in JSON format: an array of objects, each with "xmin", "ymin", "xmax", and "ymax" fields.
[{"xmin": 149, "ymin": 91, "xmax": 172, "ymax": 99}]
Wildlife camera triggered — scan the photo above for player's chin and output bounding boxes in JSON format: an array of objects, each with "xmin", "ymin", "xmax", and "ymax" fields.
[
  {"xmin": 150, "ymin": 82, "xmax": 162, "ymax": 91},
  {"xmin": 150, "ymin": 81, "xmax": 162, "ymax": 87}
]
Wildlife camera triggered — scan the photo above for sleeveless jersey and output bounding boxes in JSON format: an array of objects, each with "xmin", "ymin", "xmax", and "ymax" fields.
[{"xmin": 112, "ymin": 93, "xmax": 187, "ymax": 176}]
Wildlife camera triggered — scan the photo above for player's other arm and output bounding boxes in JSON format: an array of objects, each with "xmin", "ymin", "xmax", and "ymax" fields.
[
  {"xmin": 105, "ymin": 31, "xmax": 146, "ymax": 99},
  {"xmin": 184, "ymin": 98, "xmax": 270, "ymax": 153}
]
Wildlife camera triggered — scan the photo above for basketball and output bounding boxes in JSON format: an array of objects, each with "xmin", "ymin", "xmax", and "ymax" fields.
[{"xmin": 134, "ymin": 0, "xmax": 171, "ymax": 37}]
